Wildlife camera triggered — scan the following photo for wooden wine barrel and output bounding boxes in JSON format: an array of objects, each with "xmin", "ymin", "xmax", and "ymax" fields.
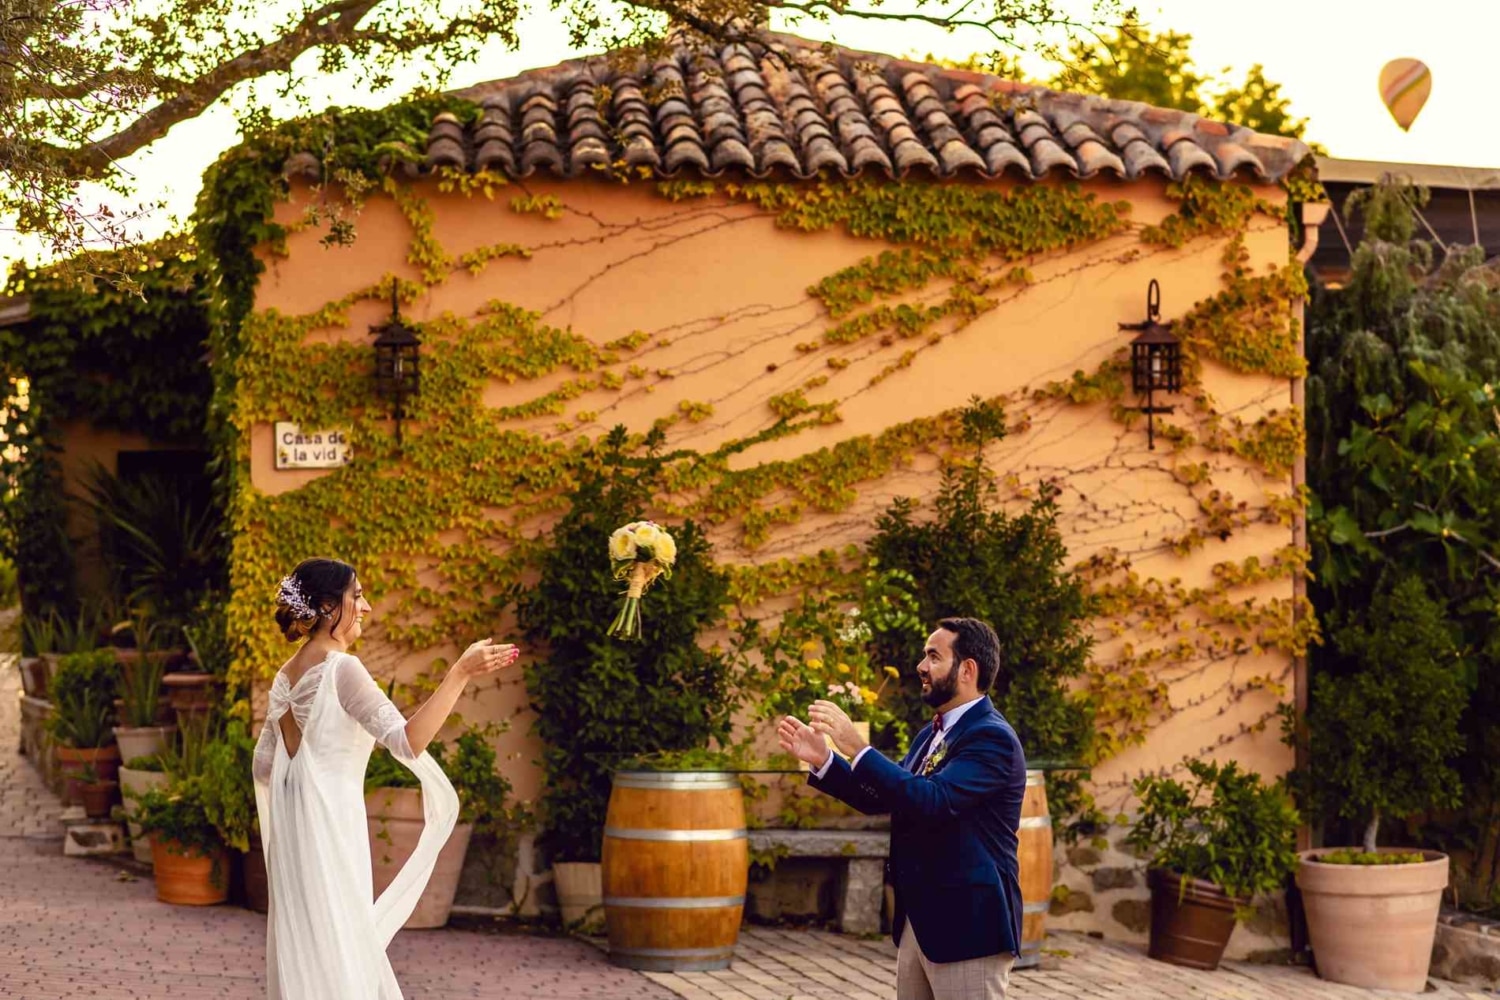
[
  {"xmin": 602, "ymin": 771, "xmax": 748, "ymax": 972},
  {"xmin": 1016, "ymin": 770, "xmax": 1054, "ymax": 969}
]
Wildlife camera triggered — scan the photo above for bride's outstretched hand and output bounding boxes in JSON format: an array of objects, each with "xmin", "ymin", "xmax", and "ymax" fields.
[
  {"xmin": 452, "ymin": 638, "xmax": 521, "ymax": 678},
  {"xmin": 777, "ymin": 715, "xmax": 831, "ymax": 768}
]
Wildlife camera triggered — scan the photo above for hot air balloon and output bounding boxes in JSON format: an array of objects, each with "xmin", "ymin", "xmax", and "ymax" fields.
[{"xmin": 1379, "ymin": 58, "xmax": 1432, "ymax": 132}]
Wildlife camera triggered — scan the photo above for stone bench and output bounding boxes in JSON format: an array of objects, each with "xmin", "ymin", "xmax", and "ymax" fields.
[{"xmin": 748, "ymin": 829, "xmax": 889, "ymax": 935}]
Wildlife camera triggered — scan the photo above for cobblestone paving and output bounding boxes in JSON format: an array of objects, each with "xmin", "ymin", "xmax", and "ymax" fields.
[
  {"xmin": 0, "ymin": 656, "xmax": 671, "ymax": 1000},
  {"xmin": 624, "ymin": 926, "xmax": 1495, "ymax": 1000},
  {"xmin": 5, "ymin": 654, "xmax": 1493, "ymax": 1000}
]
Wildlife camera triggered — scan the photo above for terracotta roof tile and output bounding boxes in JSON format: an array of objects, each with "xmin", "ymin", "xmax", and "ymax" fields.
[{"xmin": 429, "ymin": 33, "xmax": 1308, "ymax": 184}]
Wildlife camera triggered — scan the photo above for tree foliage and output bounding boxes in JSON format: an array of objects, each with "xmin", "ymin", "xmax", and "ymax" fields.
[
  {"xmin": 1305, "ymin": 176, "xmax": 1500, "ymax": 907},
  {"xmin": 513, "ymin": 426, "xmax": 737, "ymax": 863},
  {"xmin": 2, "ymin": 0, "xmax": 1126, "ymax": 274},
  {"xmin": 866, "ymin": 398, "xmax": 1098, "ymax": 831},
  {"xmin": 1048, "ymin": 19, "xmax": 1308, "ymax": 139},
  {"xmin": 1289, "ymin": 577, "xmax": 1467, "ymax": 852}
]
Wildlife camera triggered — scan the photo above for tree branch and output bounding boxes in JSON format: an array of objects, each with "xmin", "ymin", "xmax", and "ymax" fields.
[{"xmin": 38, "ymin": 0, "xmax": 382, "ymax": 177}]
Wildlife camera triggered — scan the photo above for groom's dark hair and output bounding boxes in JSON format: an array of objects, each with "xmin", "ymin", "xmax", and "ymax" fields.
[{"xmin": 937, "ymin": 617, "xmax": 1002, "ymax": 692}]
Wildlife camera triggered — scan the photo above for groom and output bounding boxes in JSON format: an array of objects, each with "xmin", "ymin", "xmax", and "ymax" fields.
[{"xmin": 777, "ymin": 616, "xmax": 1027, "ymax": 1000}]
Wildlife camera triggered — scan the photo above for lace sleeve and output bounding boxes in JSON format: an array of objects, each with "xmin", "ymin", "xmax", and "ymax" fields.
[
  {"xmin": 252, "ymin": 715, "xmax": 277, "ymax": 785},
  {"xmin": 332, "ymin": 653, "xmax": 415, "ymax": 761}
]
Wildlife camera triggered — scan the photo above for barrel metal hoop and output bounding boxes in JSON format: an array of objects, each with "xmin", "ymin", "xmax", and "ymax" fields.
[
  {"xmin": 604, "ymin": 895, "xmax": 746, "ymax": 909},
  {"xmin": 612, "ymin": 772, "xmax": 740, "ymax": 790},
  {"xmin": 1022, "ymin": 901, "xmax": 1050, "ymax": 914},
  {"xmin": 1018, "ymin": 816, "xmax": 1052, "ymax": 829},
  {"xmin": 604, "ymin": 826, "xmax": 747, "ymax": 842}
]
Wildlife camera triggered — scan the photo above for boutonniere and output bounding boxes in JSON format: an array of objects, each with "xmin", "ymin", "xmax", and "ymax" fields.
[{"xmin": 921, "ymin": 741, "xmax": 949, "ymax": 776}]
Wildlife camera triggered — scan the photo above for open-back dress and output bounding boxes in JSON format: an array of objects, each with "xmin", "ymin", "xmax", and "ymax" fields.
[{"xmin": 252, "ymin": 650, "xmax": 458, "ymax": 999}]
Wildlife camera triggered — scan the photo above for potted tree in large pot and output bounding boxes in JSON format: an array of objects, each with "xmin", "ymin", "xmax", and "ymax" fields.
[
  {"xmin": 1287, "ymin": 577, "xmax": 1464, "ymax": 992},
  {"xmin": 364, "ymin": 722, "xmax": 523, "ymax": 928},
  {"xmin": 1127, "ymin": 758, "xmax": 1301, "ymax": 971}
]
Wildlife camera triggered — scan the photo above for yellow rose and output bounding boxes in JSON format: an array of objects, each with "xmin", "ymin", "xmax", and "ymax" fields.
[
  {"xmin": 806, "ymin": 658, "xmax": 824, "ymax": 670},
  {"xmin": 654, "ymin": 529, "xmax": 677, "ymax": 565},
  {"xmin": 609, "ymin": 527, "xmax": 638, "ymax": 561},
  {"xmin": 835, "ymin": 662, "xmax": 851, "ymax": 674}
]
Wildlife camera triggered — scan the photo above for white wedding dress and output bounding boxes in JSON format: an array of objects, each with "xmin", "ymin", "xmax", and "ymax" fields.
[{"xmin": 252, "ymin": 650, "xmax": 459, "ymax": 1000}]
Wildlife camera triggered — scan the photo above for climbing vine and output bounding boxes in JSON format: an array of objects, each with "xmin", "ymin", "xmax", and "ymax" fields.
[{"xmin": 181, "ymin": 98, "xmax": 1313, "ymax": 812}]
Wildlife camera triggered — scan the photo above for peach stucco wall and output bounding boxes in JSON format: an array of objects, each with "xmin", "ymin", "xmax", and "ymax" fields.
[{"xmin": 248, "ymin": 175, "xmax": 1300, "ymax": 933}]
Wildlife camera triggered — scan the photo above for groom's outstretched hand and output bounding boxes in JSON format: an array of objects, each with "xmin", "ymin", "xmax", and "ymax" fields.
[
  {"xmin": 777, "ymin": 716, "xmax": 831, "ymax": 769},
  {"xmin": 809, "ymin": 700, "xmax": 870, "ymax": 758}
]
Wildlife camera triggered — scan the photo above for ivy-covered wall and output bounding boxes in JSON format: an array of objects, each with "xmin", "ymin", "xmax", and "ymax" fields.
[{"xmin": 230, "ymin": 157, "xmax": 1307, "ymax": 950}]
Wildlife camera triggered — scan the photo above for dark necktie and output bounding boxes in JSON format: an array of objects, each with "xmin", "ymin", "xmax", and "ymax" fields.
[{"xmin": 913, "ymin": 712, "xmax": 945, "ymax": 772}]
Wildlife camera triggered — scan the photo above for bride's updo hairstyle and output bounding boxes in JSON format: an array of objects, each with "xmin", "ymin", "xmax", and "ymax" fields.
[{"xmin": 275, "ymin": 558, "xmax": 357, "ymax": 642}]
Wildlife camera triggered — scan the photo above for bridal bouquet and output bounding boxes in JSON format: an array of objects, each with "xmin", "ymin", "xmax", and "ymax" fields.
[{"xmin": 605, "ymin": 520, "xmax": 677, "ymax": 641}]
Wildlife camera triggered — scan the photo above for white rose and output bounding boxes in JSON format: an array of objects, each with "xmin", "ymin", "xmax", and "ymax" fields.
[
  {"xmin": 654, "ymin": 530, "xmax": 677, "ymax": 565},
  {"xmin": 609, "ymin": 527, "xmax": 638, "ymax": 562},
  {"xmin": 632, "ymin": 523, "xmax": 662, "ymax": 552}
]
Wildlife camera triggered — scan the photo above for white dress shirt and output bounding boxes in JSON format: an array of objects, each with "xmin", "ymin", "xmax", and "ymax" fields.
[{"xmin": 813, "ymin": 695, "xmax": 987, "ymax": 779}]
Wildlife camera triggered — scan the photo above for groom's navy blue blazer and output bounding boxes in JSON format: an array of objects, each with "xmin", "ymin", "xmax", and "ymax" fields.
[{"xmin": 809, "ymin": 696, "xmax": 1027, "ymax": 964}]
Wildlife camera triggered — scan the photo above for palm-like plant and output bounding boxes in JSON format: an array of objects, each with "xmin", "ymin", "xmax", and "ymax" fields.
[{"xmin": 82, "ymin": 464, "xmax": 222, "ymax": 625}]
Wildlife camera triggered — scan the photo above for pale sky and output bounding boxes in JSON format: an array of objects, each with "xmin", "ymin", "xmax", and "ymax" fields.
[{"xmin": 4, "ymin": 0, "xmax": 1496, "ymax": 274}]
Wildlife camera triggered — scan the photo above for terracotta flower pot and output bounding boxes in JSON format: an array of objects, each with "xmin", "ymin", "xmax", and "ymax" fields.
[
  {"xmin": 19, "ymin": 657, "xmax": 47, "ymax": 698},
  {"xmin": 365, "ymin": 787, "xmax": 473, "ymax": 929},
  {"xmin": 151, "ymin": 835, "xmax": 230, "ymax": 906},
  {"xmin": 161, "ymin": 672, "xmax": 221, "ymax": 731},
  {"xmin": 78, "ymin": 780, "xmax": 119, "ymax": 820},
  {"xmin": 57, "ymin": 745, "xmax": 121, "ymax": 805},
  {"xmin": 1296, "ymin": 848, "xmax": 1449, "ymax": 992},
  {"xmin": 1146, "ymin": 868, "xmax": 1239, "ymax": 971}
]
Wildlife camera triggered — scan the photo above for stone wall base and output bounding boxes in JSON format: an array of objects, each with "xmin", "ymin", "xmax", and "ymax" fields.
[{"xmin": 1431, "ymin": 908, "xmax": 1500, "ymax": 987}]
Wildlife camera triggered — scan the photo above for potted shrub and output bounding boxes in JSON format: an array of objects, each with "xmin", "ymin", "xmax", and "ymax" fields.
[
  {"xmin": 113, "ymin": 614, "xmax": 176, "ymax": 762},
  {"xmin": 75, "ymin": 763, "xmax": 119, "ymax": 821},
  {"xmin": 135, "ymin": 776, "xmax": 230, "ymax": 905},
  {"xmin": 1127, "ymin": 758, "xmax": 1301, "ymax": 971},
  {"xmin": 1287, "ymin": 577, "xmax": 1464, "ymax": 992},
  {"xmin": 19, "ymin": 612, "xmax": 58, "ymax": 698},
  {"xmin": 198, "ymin": 721, "xmax": 261, "ymax": 911},
  {"xmin": 364, "ymin": 723, "xmax": 523, "ymax": 928},
  {"xmin": 166, "ymin": 599, "xmax": 230, "ymax": 730},
  {"xmin": 48, "ymin": 649, "xmax": 121, "ymax": 804},
  {"xmin": 746, "ymin": 591, "xmax": 910, "ymax": 771},
  {"xmin": 119, "ymin": 754, "xmax": 170, "ymax": 864}
]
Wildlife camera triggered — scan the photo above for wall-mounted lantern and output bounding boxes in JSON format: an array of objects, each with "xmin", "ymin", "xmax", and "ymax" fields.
[
  {"xmin": 1118, "ymin": 279, "xmax": 1182, "ymax": 450},
  {"xmin": 370, "ymin": 283, "xmax": 421, "ymax": 447}
]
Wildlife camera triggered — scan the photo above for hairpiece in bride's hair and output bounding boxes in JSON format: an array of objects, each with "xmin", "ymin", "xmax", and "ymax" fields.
[{"xmin": 277, "ymin": 575, "xmax": 319, "ymax": 621}]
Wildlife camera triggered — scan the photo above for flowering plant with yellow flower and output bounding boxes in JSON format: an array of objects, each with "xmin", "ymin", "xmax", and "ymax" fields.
[
  {"xmin": 746, "ymin": 593, "xmax": 907, "ymax": 746},
  {"xmin": 605, "ymin": 520, "xmax": 677, "ymax": 641}
]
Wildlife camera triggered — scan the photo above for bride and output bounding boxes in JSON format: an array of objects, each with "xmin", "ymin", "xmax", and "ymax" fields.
[{"xmin": 252, "ymin": 557, "xmax": 519, "ymax": 999}]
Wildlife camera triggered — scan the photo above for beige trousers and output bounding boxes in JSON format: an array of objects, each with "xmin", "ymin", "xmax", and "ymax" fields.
[{"xmin": 896, "ymin": 919, "xmax": 1015, "ymax": 1000}]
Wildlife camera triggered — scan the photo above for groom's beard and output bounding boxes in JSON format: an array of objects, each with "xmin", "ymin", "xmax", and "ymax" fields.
[{"xmin": 921, "ymin": 665, "xmax": 959, "ymax": 709}]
